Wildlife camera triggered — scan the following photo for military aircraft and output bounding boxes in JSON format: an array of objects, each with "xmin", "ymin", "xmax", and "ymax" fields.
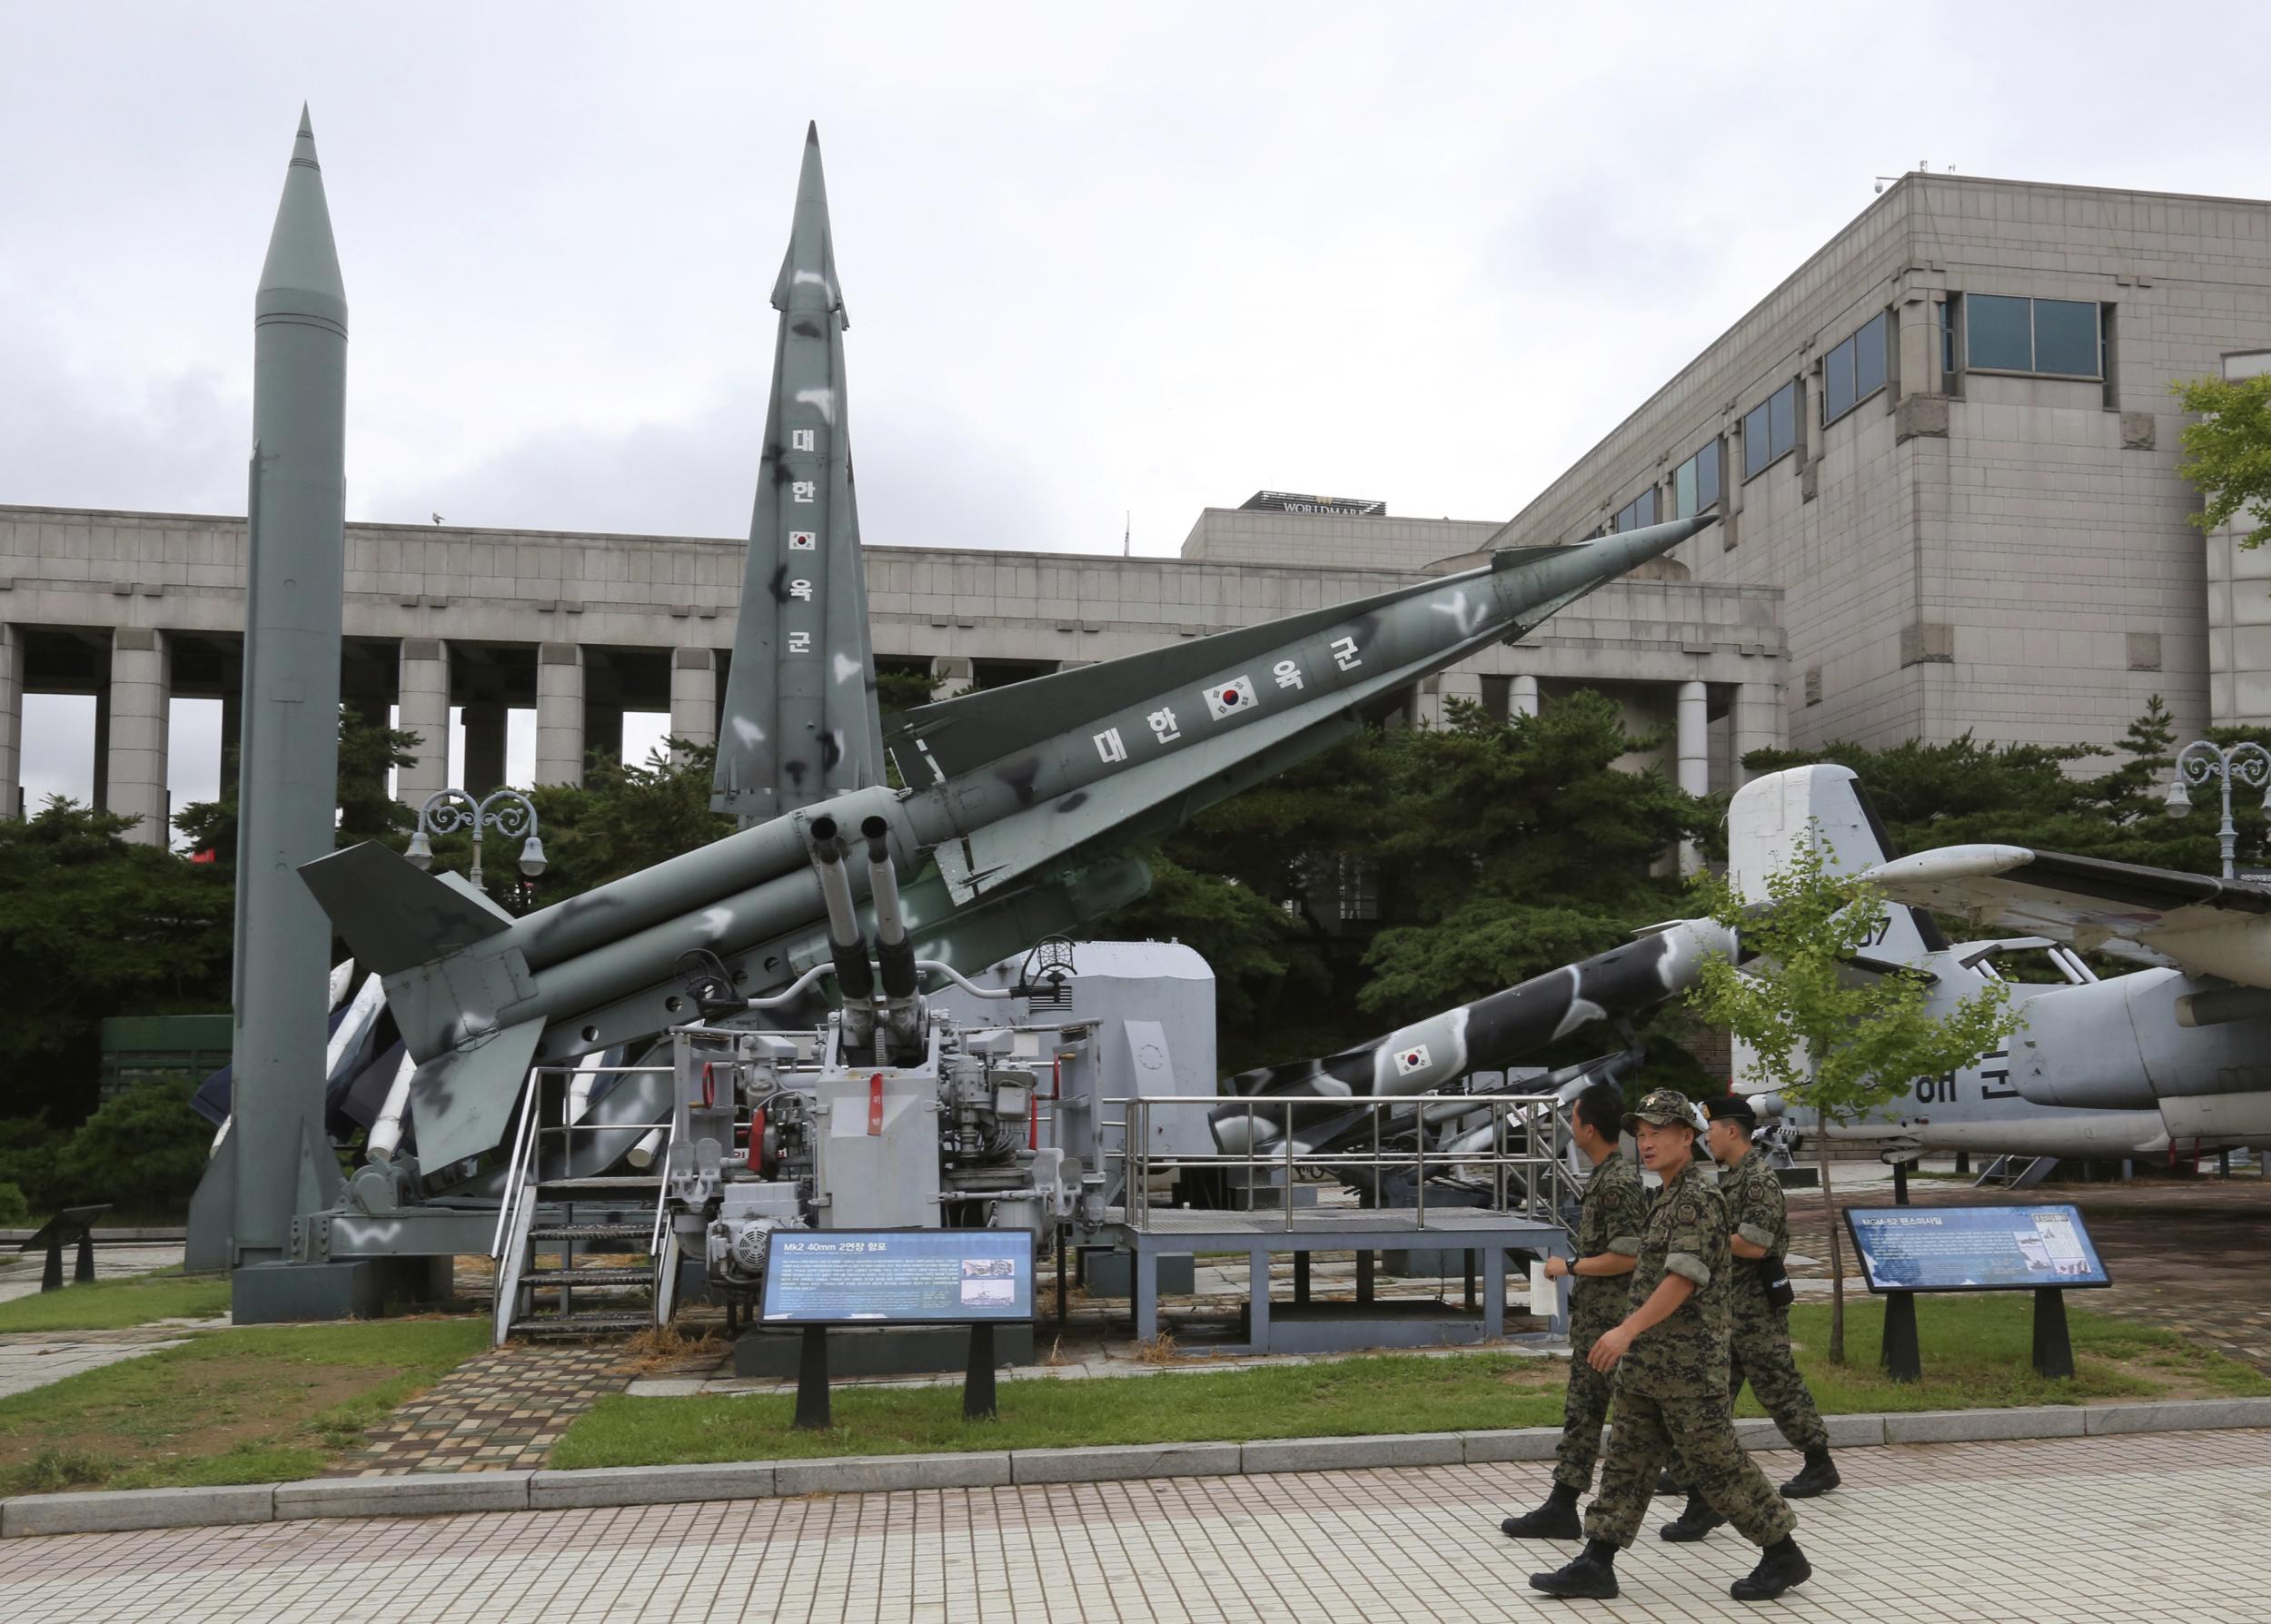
[
  {"xmin": 1732, "ymin": 766, "xmax": 2271, "ymax": 1161},
  {"xmin": 299, "ymin": 126, "xmax": 1716, "ymax": 1174}
]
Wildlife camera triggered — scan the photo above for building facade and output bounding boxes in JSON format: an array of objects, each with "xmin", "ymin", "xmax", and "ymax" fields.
[
  {"xmin": 0, "ymin": 503, "xmax": 1783, "ymax": 840},
  {"xmin": 1478, "ymin": 172, "xmax": 2271, "ymax": 755}
]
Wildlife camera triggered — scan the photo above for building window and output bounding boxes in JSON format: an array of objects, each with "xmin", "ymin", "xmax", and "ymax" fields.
[
  {"xmin": 1611, "ymin": 487, "xmax": 1659, "ymax": 533},
  {"xmin": 1965, "ymin": 294, "xmax": 2103, "ymax": 378},
  {"xmin": 1742, "ymin": 381, "xmax": 1800, "ymax": 480},
  {"xmin": 1673, "ymin": 438, "xmax": 1722, "ymax": 519},
  {"xmin": 1939, "ymin": 295, "xmax": 1959, "ymax": 379},
  {"xmin": 1822, "ymin": 311, "xmax": 1891, "ymax": 424}
]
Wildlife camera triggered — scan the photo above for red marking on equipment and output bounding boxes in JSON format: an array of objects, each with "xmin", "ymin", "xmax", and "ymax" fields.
[
  {"xmin": 749, "ymin": 1105, "xmax": 767, "ymax": 1173},
  {"xmin": 1221, "ymin": 688, "xmax": 1239, "ymax": 705},
  {"xmin": 1027, "ymin": 1089, "xmax": 1038, "ymax": 1151},
  {"xmin": 701, "ymin": 1061, "xmax": 716, "ymax": 1107},
  {"xmin": 1405, "ymin": 1053, "xmax": 1421, "ymax": 1067},
  {"xmin": 868, "ymin": 1072, "xmax": 885, "ymax": 1135}
]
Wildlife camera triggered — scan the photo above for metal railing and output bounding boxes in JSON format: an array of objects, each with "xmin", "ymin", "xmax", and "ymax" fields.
[{"xmin": 1116, "ymin": 1092, "xmax": 1578, "ymax": 1233}]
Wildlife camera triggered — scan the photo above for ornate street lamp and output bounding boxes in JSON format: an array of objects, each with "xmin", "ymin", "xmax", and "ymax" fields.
[
  {"xmin": 404, "ymin": 787, "xmax": 546, "ymax": 890},
  {"xmin": 2164, "ymin": 739, "xmax": 2271, "ymax": 881}
]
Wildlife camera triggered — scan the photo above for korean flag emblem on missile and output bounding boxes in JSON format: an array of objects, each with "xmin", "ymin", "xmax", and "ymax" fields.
[
  {"xmin": 1392, "ymin": 1043, "xmax": 1433, "ymax": 1076},
  {"xmin": 1202, "ymin": 674, "xmax": 1259, "ymax": 721}
]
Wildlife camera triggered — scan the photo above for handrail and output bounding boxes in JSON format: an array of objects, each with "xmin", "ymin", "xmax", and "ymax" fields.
[
  {"xmin": 490, "ymin": 1064, "xmax": 545, "ymax": 1257},
  {"xmin": 1112, "ymin": 1093, "xmax": 1576, "ymax": 1234}
]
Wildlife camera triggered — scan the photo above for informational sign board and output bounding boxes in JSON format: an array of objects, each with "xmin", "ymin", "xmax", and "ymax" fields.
[
  {"xmin": 760, "ymin": 1228, "xmax": 1035, "ymax": 1325},
  {"xmin": 1844, "ymin": 1204, "xmax": 2110, "ymax": 1294}
]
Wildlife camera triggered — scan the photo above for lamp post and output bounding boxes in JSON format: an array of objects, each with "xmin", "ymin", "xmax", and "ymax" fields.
[
  {"xmin": 404, "ymin": 787, "xmax": 546, "ymax": 890},
  {"xmin": 2164, "ymin": 739, "xmax": 2271, "ymax": 881}
]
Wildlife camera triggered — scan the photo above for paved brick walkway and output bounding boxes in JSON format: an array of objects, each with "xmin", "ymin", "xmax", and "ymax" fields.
[
  {"xmin": 328, "ymin": 1342, "xmax": 638, "ymax": 1476},
  {"xmin": 5, "ymin": 1428, "xmax": 2264, "ymax": 1622}
]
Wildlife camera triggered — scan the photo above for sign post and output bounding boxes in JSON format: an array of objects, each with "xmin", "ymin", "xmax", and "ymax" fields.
[
  {"xmin": 760, "ymin": 1228, "xmax": 1036, "ymax": 1426},
  {"xmin": 1844, "ymin": 1204, "xmax": 2109, "ymax": 1381}
]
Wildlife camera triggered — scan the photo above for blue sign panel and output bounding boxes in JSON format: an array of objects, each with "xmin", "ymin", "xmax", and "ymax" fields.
[
  {"xmin": 759, "ymin": 1228, "xmax": 1035, "ymax": 1325},
  {"xmin": 1844, "ymin": 1204, "xmax": 2110, "ymax": 1293}
]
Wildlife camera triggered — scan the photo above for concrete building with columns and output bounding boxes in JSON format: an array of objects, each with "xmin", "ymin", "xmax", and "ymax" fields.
[{"xmin": 0, "ymin": 502, "xmax": 1783, "ymax": 843}]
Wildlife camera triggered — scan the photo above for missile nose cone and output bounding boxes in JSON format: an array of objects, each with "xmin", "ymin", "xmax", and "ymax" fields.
[
  {"xmin": 258, "ymin": 104, "xmax": 347, "ymax": 332},
  {"xmin": 772, "ymin": 123, "xmax": 842, "ymax": 318}
]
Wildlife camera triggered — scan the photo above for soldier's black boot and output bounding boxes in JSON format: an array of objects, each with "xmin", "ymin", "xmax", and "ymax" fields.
[
  {"xmin": 1779, "ymin": 1447, "xmax": 1840, "ymax": 1499},
  {"xmin": 1501, "ymin": 1483, "xmax": 1582, "ymax": 1540},
  {"xmin": 1730, "ymin": 1535, "xmax": 1812, "ymax": 1601},
  {"xmin": 1528, "ymin": 1539, "xmax": 1620, "ymax": 1600},
  {"xmin": 1658, "ymin": 1490, "xmax": 1726, "ymax": 1541}
]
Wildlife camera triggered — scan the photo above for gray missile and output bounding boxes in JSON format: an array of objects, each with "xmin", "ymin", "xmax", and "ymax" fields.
[
  {"xmin": 229, "ymin": 107, "xmax": 352, "ymax": 1264},
  {"xmin": 712, "ymin": 124, "xmax": 884, "ymax": 822},
  {"xmin": 302, "ymin": 514, "xmax": 1712, "ymax": 1172},
  {"xmin": 1211, "ymin": 917, "xmax": 1732, "ymax": 1154}
]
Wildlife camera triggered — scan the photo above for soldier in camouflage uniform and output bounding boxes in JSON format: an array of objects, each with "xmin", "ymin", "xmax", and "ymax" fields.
[
  {"xmin": 1658, "ymin": 1094, "xmax": 1839, "ymax": 1540},
  {"xmin": 1501, "ymin": 1082, "xmax": 1647, "ymax": 1539},
  {"xmin": 1527, "ymin": 1089, "xmax": 1811, "ymax": 1605}
]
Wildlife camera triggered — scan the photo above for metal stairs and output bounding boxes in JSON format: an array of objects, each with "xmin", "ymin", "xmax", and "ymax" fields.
[
  {"xmin": 491, "ymin": 1069, "xmax": 679, "ymax": 1344},
  {"xmin": 1974, "ymin": 1154, "xmax": 2058, "ymax": 1191}
]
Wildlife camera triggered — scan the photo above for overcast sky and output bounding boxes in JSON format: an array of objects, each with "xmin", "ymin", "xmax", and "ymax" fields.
[{"xmin": 4, "ymin": 3, "xmax": 2267, "ymax": 811}]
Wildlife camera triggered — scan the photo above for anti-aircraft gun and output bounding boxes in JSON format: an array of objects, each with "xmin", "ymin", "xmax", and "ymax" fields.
[{"xmin": 659, "ymin": 814, "xmax": 1104, "ymax": 1315}]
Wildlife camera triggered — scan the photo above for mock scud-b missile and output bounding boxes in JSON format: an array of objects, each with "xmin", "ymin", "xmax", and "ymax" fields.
[{"xmin": 302, "ymin": 515, "xmax": 1713, "ymax": 1170}]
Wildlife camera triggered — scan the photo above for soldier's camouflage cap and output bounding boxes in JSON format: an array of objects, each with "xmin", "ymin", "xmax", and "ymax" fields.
[{"xmin": 1622, "ymin": 1087, "xmax": 1701, "ymax": 1133}]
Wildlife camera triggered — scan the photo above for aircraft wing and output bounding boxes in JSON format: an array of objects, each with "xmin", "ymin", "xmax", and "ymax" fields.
[{"xmin": 1862, "ymin": 845, "xmax": 2271, "ymax": 983}]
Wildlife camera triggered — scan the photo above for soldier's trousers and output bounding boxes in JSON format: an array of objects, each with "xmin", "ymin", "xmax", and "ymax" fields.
[
  {"xmin": 1583, "ymin": 1384, "xmax": 1798, "ymax": 1550},
  {"xmin": 1665, "ymin": 1317, "xmax": 1830, "ymax": 1487},
  {"xmin": 1550, "ymin": 1324, "xmax": 1617, "ymax": 1492}
]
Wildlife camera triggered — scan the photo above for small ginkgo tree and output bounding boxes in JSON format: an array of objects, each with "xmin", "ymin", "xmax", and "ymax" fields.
[{"xmin": 1684, "ymin": 833, "xmax": 2023, "ymax": 1362}]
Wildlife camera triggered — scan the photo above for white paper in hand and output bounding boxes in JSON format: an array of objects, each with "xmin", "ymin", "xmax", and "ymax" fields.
[{"xmin": 1529, "ymin": 1260, "xmax": 1558, "ymax": 1318}]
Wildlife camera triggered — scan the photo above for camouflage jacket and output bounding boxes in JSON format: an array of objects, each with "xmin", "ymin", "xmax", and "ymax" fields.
[
  {"xmin": 1570, "ymin": 1149, "xmax": 1647, "ymax": 1322},
  {"xmin": 1718, "ymin": 1147, "xmax": 1788, "ymax": 1305},
  {"xmin": 1618, "ymin": 1156, "xmax": 1731, "ymax": 1398}
]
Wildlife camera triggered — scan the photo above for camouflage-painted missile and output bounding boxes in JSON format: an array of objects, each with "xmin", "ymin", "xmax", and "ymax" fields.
[
  {"xmin": 712, "ymin": 124, "xmax": 884, "ymax": 822},
  {"xmin": 1211, "ymin": 917, "xmax": 1733, "ymax": 1154},
  {"xmin": 303, "ymin": 517, "xmax": 1713, "ymax": 1171}
]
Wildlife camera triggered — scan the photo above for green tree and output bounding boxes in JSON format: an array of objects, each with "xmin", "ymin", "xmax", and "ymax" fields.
[
  {"xmin": 0, "ymin": 802, "xmax": 235, "ymax": 1124},
  {"xmin": 516, "ymin": 741, "xmax": 737, "ymax": 903},
  {"xmin": 1685, "ymin": 836, "xmax": 2021, "ymax": 1362},
  {"xmin": 55, "ymin": 1078, "xmax": 214, "ymax": 1214},
  {"xmin": 173, "ymin": 704, "xmax": 420, "ymax": 860},
  {"xmin": 2174, "ymin": 371, "xmax": 2271, "ymax": 550}
]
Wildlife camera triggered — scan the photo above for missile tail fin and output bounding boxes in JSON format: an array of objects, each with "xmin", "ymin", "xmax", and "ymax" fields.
[
  {"xmin": 405, "ymin": 1019, "xmax": 544, "ymax": 1173},
  {"xmin": 299, "ymin": 842, "xmax": 513, "ymax": 975}
]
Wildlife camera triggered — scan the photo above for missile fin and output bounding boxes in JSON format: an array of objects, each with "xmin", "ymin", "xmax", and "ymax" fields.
[
  {"xmin": 404, "ymin": 1019, "xmax": 544, "ymax": 1173},
  {"xmin": 299, "ymin": 842, "xmax": 513, "ymax": 975}
]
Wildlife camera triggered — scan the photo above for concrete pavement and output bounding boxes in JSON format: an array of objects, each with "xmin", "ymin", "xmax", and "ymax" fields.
[{"xmin": 0, "ymin": 1427, "xmax": 2260, "ymax": 1622}]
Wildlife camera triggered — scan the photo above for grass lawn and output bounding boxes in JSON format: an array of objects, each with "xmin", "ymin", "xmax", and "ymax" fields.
[
  {"xmin": 0, "ymin": 1319, "xmax": 488, "ymax": 1496},
  {"xmin": 555, "ymin": 1294, "xmax": 2271, "ymax": 1470},
  {"xmin": 0, "ymin": 1268, "xmax": 233, "ymax": 1333}
]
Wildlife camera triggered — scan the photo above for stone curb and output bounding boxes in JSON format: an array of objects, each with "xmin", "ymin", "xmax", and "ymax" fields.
[{"xmin": 6, "ymin": 1400, "xmax": 2268, "ymax": 1539}]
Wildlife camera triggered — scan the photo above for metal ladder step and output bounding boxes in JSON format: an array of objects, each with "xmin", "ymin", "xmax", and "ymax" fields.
[
  {"xmin": 529, "ymin": 1224, "xmax": 650, "ymax": 1243},
  {"xmin": 521, "ymin": 1267, "xmax": 652, "ymax": 1286},
  {"xmin": 510, "ymin": 1312, "xmax": 653, "ymax": 1336},
  {"xmin": 539, "ymin": 1176, "xmax": 663, "ymax": 1191}
]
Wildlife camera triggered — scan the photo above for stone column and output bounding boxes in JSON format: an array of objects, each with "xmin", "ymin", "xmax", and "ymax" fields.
[
  {"xmin": 534, "ymin": 643, "xmax": 585, "ymax": 787},
  {"xmin": 669, "ymin": 647, "xmax": 718, "ymax": 757},
  {"xmin": 1510, "ymin": 674, "xmax": 1540, "ymax": 719},
  {"xmin": 1732, "ymin": 680, "xmax": 1783, "ymax": 786},
  {"xmin": 104, "ymin": 627, "xmax": 172, "ymax": 846},
  {"xmin": 929, "ymin": 655, "xmax": 974, "ymax": 704},
  {"xmin": 395, "ymin": 637, "xmax": 450, "ymax": 812},
  {"xmin": 1899, "ymin": 291, "xmax": 1939, "ymax": 398},
  {"xmin": 0, "ymin": 623, "xmax": 21, "ymax": 821},
  {"xmin": 461, "ymin": 700, "xmax": 507, "ymax": 795},
  {"xmin": 1676, "ymin": 678, "xmax": 1709, "ymax": 875}
]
